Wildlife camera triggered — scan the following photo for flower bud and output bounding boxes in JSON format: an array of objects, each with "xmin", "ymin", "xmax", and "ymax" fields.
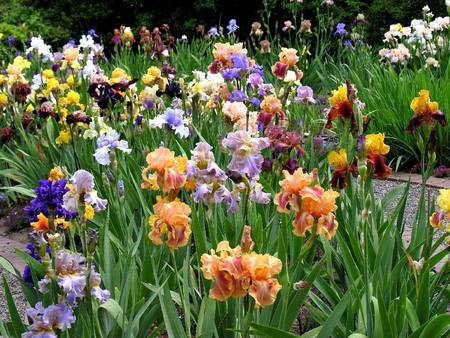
[
  {"xmin": 118, "ymin": 179, "xmax": 125, "ymax": 197},
  {"xmin": 240, "ymin": 225, "xmax": 255, "ymax": 253},
  {"xmin": 29, "ymin": 231, "xmax": 47, "ymax": 259},
  {"xmin": 87, "ymin": 228, "xmax": 98, "ymax": 255},
  {"xmin": 293, "ymin": 280, "xmax": 308, "ymax": 290},
  {"xmin": 47, "ymin": 233, "xmax": 64, "ymax": 251}
]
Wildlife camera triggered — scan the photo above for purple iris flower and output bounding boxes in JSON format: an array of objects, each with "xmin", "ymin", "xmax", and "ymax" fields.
[
  {"xmin": 250, "ymin": 181, "xmax": 270, "ymax": 204},
  {"xmin": 250, "ymin": 64, "xmax": 264, "ymax": 76},
  {"xmin": 142, "ymin": 99, "xmax": 155, "ymax": 110},
  {"xmin": 94, "ymin": 130, "xmax": 131, "ymax": 165},
  {"xmin": 248, "ymin": 97, "xmax": 261, "ymax": 108},
  {"xmin": 248, "ymin": 73, "xmax": 263, "ymax": 87},
  {"xmin": 149, "ymin": 108, "xmax": 189, "ymax": 138},
  {"xmin": 24, "ymin": 180, "xmax": 76, "ymax": 221},
  {"xmin": 227, "ymin": 19, "xmax": 239, "ymax": 35},
  {"xmin": 87, "ymin": 28, "xmax": 99, "ymax": 37},
  {"xmin": 208, "ymin": 27, "xmax": 220, "ymax": 37},
  {"xmin": 231, "ymin": 88, "xmax": 247, "ymax": 102},
  {"xmin": 39, "ymin": 250, "xmax": 109, "ymax": 305},
  {"xmin": 193, "ymin": 183, "xmax": 213, "ymax": 205},
  {"xmin": 335, "ymin": 23, "xmax": 348, "ymax": 36},
  {"xmin": 295, "ymin": 86, "xmax": 316, "ymax": 104},
  {"xmin": 135, "ymin": 114, "xmax": 143, "ymax": 126},
  {"xmin": 7, "ymin": 36, "xmax": 15, "ymax": 45},
  {"xmin": 23, "ymin": 302, "xmax": 76, "ymax": 338},
  {"xmin": 222, "ymin": 130, "xmax": 270, "ymax": 179},
  {"xmin": 22, "ymin": 243, "xmax": 46, "ymax": 286},
  {"xmin": 230, "ymin": 53, "xmax": 248, "ymax": 69},
  {"xmin": 258, "ymin": 83, "xmax": 275, "ymax": 96},
  {"xmin": 222, "ymin": 68, "xmax": 241, "ymax": 80},
  {"xmin": 344, "ymin": 40, "xmax": 354, "ymax": 49},
  {"xmin": 53, "ymin": 52, "xmax": 64, "ymax": 63}
]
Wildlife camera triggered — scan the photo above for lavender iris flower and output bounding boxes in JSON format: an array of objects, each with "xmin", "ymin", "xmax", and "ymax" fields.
[
  {"xmin": 249, "ymin": 97, "xmax": 261, "ymax": 108},
  {"xmin": 227, "ymin": 19, "xmax": 239, "ymax": 35},
  {"xmin": 222, "ymin": 130, "xmax": 270, "ymax": 179},
  {"xmin": 63, "ymin": 170, "xmax": 107, "ymax": 212},
  {"xmin": 63, "ymin": 40, "xmax": 77, "ymax": 50},
  {"xmin": 94, "ymin": 130, "xmax": 131, "ymax": 165},
  {"xmin": 295, "ymin": 86, "xmax": 316, "ymax": 104},
  {"xmin": 38, "ymin": 250, "xmax": 110, "ymax": 306},
  {"xmin": 149, "ymin": 107, "xmax": 189, "ymax": 138},
  {"xmin": 187, "ymin": 142, "xmax": 233, "ymax": 208},
  {"xmin": 250, "ymin": 64, "xmax": 264, "ymax": 76},
  {"xmin": 87, "ymin": 28, "xmax": 98, "ymax": 37},
  {"xmin": 22, "ymin": 302, "xmax": 76, "ymax": 338},
  {"xmin": 222, "ymin": 68, "xmax": 241, "ymax": 80},
  {"xmin": 335, "ymin": 23, "xmax": 348, "ymax": 36},
  {"xmin": 250, "ymin": 181, "xmax": 270, "ymax": 204},
  {"xmin": 208, "ymin": 27, "xmax": 220, "ymax": 37},
  {"xmin": 257, "ymin": 83, "xmax": 275, "ymax": 96},
  {"xmin": 231, "ymin": 88, "xmax": 247, "ymax": 102},
  {"xmin": 344, "ymin": 40, "xmax": 354, "ymax": 49},
  {"xmin": 248, "ymin": 73, "xmax": 263, "ymax": 87},
  {"xmin": 230, "ymin": 53, "xmax": 249, "ymax": 70}
]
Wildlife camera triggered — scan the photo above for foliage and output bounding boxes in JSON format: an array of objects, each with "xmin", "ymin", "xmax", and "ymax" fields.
[
  {"xmin": 0, "ymin": 0, "xmax": 447, "ymax": 47},
  {"xmin": 0, "ymin": 4, "xmax": 449, "ymax": 338}
]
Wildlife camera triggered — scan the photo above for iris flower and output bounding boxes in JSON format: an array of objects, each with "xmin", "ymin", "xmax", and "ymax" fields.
[
  {"xmin": 227, "ymin": 19, "xmax": 239, "ymax": 35},
  {"xmin": 406, "ymin": 90, "xmax": 446, "ymax": 132},
  {"xmin": 63, "ymin": 170, "xmax": 108, "ymax": 213},
  {"xmin": 22, "ymin": 302, "xmax": 75, "ymax": 338},
  {"xmin": 201, "ymin": 240, "xmax": 282, "ymax": 307},
  {"xmin": 94, "ymin": 130, "xmax": 131, "ymax": 165},
  {"xmin": 149, "ymin": 107, "xmax": 190, "ymax": 138},
  {"xmin": 222, "ymin": 130, "xmax": 270, "ymax": 179}
]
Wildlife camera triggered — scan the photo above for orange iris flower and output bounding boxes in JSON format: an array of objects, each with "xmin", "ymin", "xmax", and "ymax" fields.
[
  {"xmin": 148, "ymin": 196, "xmax": 191, "ymax": 251},
  {"xmin": 201, "ymin": 240, "xmax": 282, "ymax": 307}
]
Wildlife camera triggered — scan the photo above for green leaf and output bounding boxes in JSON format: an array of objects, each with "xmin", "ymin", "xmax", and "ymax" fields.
[
  {"xmin": 317, "ymin": 286, "xmax": 356, "ymax": 338},
  {"xmin": 418, "ymin": 314, "xmax": 450, "ymax": 338},
  {"xmin": 417, "ymin": 265, "xmax": 430, "ymax": 324},
  {"xmin": 2, "ymin": 276, "xmax": 26, "ymax": 336},
  {"xmin": 405, "ymin": 298, "xmax": 420, "ymax": 332},
  {"xmin": 196, "ymin": 297, "xmax": 216, "ymax": 338},
  {"xmin": 281, "ymin": 257, "xmax": 326, "ymax": 330},
  {"xmin": 100, "ymin": 298, "xmax": 127, "ymax": 329},
  {"xmin": 250, "ymin": 323, "xmax": 300, "ymax": 338},
  {"xmin": 0, "ymin": 256, "xmax": 18, "ymax": 277},
  {"xmin": 0, "ymin": 186, "xmax": 35, "ymax": 197},
  {"xmin": 158, "ymin": 282, "xmax": 187, "ymax": 338},
  {"xmin": 127, "ymin": 285, "xmax": 161, "ymax": 337}
]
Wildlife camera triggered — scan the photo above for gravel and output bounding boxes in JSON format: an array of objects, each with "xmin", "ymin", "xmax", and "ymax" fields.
[
  {"xmin": 372, "ymin": 179, "xmax": 443, "ymax": 243},
  {"xmin": 0, "ymin": 268, "xmax": 27, "ymax": 322}
]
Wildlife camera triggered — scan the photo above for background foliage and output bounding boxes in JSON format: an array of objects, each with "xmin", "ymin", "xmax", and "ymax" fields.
[{"xmin": 0, "ymin": 0, "xmax": 447, "ymax": 47}]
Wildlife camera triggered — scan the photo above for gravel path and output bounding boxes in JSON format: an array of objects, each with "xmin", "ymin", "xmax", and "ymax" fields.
[
  {"xmin": 0, "ymin": 268, "xmax": 27, "ymax": 322},
  {"xmin": 372, "ymin": 179, "xmax": 442, "ymax": 243},
  {"xmin": 0, "ymin": 179, "xmax": 447, "ymax": 324}
]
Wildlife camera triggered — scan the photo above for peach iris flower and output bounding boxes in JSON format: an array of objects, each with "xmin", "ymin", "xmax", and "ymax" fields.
[
  {"xmin": 201, "ymin": 240, "xmax": 282, "ymax": 307},
  {"xmin": 278, "ymin": 48, "xmax": 299, "ymax": 67},
  {"xmin": 148, "ymin": 197, "xmax": 191, "ymax": 251},
  {"xmin": 141, "ymin": 147, "xmax": 187, "ymax": 197},
  {"xmin": 275, "ymin": 168, "xmax": 340, "ymax": 240}
]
